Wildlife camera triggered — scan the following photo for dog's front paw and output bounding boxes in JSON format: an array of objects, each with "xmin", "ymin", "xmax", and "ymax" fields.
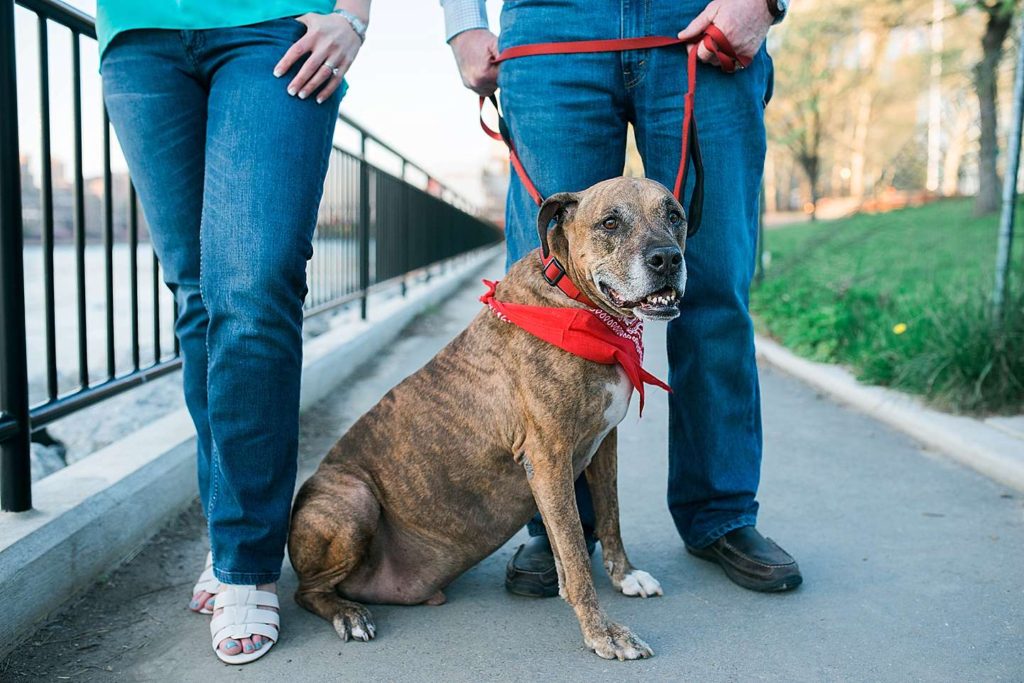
[
  {"xmin": 584, "ymin": 621, "xmax": 654, "ymax": 661},
  {"xmin": 331, "ymin": 604, "xmax": 376, "ymax": 642},
  {"xmin": 615, "ymin": 569, "xmax": 663, "ymax": 598}
]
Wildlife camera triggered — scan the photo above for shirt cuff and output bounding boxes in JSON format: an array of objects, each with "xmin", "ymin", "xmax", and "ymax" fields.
[{"xmin": 442, "ymin": 0, "xmax": 489, "ymax": 42}]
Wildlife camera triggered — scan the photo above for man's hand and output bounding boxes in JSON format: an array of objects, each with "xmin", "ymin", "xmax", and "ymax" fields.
[
  {"xmin": 450, "ymin": 29, "xmax": 499, "ymax": 96},
  {"xmin": 677, "ymin": 0, "xmax": 773, "ymax": 70}
]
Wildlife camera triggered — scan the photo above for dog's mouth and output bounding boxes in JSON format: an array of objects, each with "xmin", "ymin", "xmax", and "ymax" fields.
[{"xmin": 599, "ymin": 283, "xmax": 680, "ymax": 319}]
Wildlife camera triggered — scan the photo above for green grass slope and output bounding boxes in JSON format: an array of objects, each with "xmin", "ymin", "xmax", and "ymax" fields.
[{"xmin": 750, "ymin": 199, "xmax": 1024, "ymax": 414}]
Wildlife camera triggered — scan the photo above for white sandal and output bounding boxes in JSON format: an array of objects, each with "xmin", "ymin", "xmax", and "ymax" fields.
[
  {"xmin": 210, "ymin": 585, "xmax": 280, "ymax": 665},
  {"xmin": 191, "ymin": 552, "xmax": 224, "ymax": 615}
]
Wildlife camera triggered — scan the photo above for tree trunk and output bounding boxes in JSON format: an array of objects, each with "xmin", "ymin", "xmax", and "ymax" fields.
[
  {"xmin": 974, "ymin": 6, "xmax": 1013, "ymax": 216},
  {"xmin": 800, "ymin": 155, "xmax": 820, "ymax": 221},
  {"xmin": 850, "ymin": 27, "xmax": 887, "ymax": 200},
  {"xmin": 942, "ymin": 105, "xmax": 973, "ymax": 196},
  {"xmin": 764, "ymin": 151, "xmax": 779, "ymax": 213}
]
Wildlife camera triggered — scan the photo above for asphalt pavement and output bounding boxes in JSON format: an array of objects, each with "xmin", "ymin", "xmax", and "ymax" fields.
[{"xmin": 4, "ymin": 255, "xmax": 1022, "ymax": 682}]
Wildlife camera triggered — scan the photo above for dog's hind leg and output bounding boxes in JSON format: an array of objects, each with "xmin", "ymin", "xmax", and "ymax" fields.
[
  {"xmin": 289, "ymin": 474, "xmax": 380, "ymax": 642},
  {"xmin": 585, "ymin": 430, "xmax": 663, "ymax": 599}
]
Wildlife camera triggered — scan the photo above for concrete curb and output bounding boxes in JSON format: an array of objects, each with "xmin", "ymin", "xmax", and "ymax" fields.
[
  {"xmin": 0, "ymin": 246, "xmax": 502, "ymax": 658},
  {"xmin": 755, "ymin": 334, "xmax": 1024, "ymax": 493}
]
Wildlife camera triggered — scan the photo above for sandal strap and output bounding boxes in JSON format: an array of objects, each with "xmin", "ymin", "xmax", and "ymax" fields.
[
  {"xmin": 214, "ymin": 587, "xmax": 279, "ymax": 609},
  {"xmin": 209, "ymin": 586, "xmax": 280, "ymax": 650},
  {"xmin": 212, "ymin": 620, "xmax": 279, "ymax": 644},
  {"xmin": 211, "ymin": 606, "xmax": 280, "ymax": 632},
  {"xmin": 192, "ymin": 566, "xmax": 223, "ymax": 595}
]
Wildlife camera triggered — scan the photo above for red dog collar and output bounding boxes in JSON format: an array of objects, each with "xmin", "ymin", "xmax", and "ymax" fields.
[{"xmin": 541, "ymin": 254, "xmax": 598, "ymax": 308}]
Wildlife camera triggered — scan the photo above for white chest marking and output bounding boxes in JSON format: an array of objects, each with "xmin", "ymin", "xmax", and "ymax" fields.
[{"xmin": 579, "ymin": 367, "xmax": 632, "ymax": 470}]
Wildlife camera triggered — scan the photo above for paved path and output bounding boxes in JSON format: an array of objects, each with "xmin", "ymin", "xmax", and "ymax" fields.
[{"xmin": 4, "ymin": 256, "xmax": 1023, "ymax": 681}]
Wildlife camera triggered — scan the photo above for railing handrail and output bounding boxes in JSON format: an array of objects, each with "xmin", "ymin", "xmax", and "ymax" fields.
[
  {"xmin": 12, "ymin": 0, "xmax": 477, "ymax": 214},
  {"xmin": 16, "ymin": 0, "xmax": 95, "ymax": 37}
]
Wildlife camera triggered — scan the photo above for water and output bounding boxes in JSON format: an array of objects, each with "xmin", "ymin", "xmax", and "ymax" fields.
[
  {"xmin": 21, "ymin": 243, "xmax": 177, "ymax": 407},
  {"xmin": 19, "ymin": 238, "xmax": 368, "ymax": 407}
]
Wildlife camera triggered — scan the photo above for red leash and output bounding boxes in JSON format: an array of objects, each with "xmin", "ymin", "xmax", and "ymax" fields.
[
  {"xmin": 478, "ymin": 25, "xmax": 749, "ymax": 400},
  {"xmin": 479, "ymin": 24, "xmax": 751, "ymax": 241}
]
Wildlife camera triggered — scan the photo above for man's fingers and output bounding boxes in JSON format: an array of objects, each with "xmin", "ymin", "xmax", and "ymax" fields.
[
  {"xmin": 473, "ymin": 80, "xmax": 497, "ymax": 97},
  {"xmin": 471, "ymin": 64, "xmax": 499, "ymax": 96},
  {"xmin": 696, "ymin": 42, "xmax": 718, "ymax": 65},
  {"xmin": 274, "ymin": 35, "xmax": 312, "ymax": 78},
  {"xmin": 288, "ymin": 47, "xmax": 329, "ymax": 96},
  {"xmin": 677, "ymin": 5, "xmax": 715, "ymax": 41}
]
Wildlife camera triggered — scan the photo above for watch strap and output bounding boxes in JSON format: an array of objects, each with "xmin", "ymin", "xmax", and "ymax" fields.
[{"xmin": 332, "ymin": 8, "xmax": 367, "ymax": 43}]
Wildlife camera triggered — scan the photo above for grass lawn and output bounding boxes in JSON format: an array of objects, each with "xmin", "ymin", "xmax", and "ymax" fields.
[{"xmin": 750, "ymin": 198, "xmax": 1024, "ymax": 415}]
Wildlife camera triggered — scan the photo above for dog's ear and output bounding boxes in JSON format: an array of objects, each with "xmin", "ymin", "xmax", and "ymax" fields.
[{"xmin": 536, "ymin": 192, "xmax": 579, "ymax": 259}]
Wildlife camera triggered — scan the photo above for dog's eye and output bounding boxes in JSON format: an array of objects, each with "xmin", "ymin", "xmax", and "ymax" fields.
[
  {"xmin": 668, "ymin": 210, "xmax": 682, "ymax": 226},
  {"xmin": 602, "ymin": 218, "xmax": 618, "ymax": 230}
]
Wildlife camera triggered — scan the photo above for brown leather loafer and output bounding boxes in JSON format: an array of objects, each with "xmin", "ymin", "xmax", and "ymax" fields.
[{"xmin": 687, "ymin": 526, "xmax": 802, "ymax": 592}]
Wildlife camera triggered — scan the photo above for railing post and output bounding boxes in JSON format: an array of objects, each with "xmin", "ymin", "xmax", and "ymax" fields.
[
  {"xmin": 400, "ymin": 161, "xmax": 409, "ymax": 297},
  {"xmin": 359, "ymin": 132, "xmax": 370, "ymax": 319},
  {"xmin": 0, "ymin": 0, "xmax": 33, "ymax": 512}
]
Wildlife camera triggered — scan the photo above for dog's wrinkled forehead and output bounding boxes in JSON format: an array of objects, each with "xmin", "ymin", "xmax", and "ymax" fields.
[{"xmin": 575, "ymin": 177, "xmax": 681, "ymax": 223}]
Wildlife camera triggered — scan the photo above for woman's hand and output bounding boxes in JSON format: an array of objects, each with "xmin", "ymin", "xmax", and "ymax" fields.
[
  {"xmin": 274, "ymin": 11, "xmax": 365, "ymax": 104},
  {"xmin": 677, "ymin": 0, "xmax": 773, "ymax": 70}
]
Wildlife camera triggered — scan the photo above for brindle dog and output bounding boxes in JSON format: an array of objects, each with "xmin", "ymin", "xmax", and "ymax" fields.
[{"xmin": 289, "ymin": 177, "xmax": 687, "ymax": 660}]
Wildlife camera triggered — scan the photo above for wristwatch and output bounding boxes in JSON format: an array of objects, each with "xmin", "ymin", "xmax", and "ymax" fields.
[
  {"xmin": 332, "ymin": 8, "xmax": 367, "ymax": 43},
  {"xmin": 766, "ymin": 0, "xmax": 788, "ymax": 21}
]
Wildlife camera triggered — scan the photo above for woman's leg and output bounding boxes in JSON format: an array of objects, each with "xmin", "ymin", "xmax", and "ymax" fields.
[
  {"xmin": 101, "ymin": 30, "xmax": 216, "ymax": 548},
  {"xmin": 195, "ymin": 18, "xmax": 342, "ymax": 587}
]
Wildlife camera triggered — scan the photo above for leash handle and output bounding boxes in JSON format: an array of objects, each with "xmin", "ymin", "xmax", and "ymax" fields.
[{"xmin": 479, "ymin": 25, "xmax": 749, "ymax": 238}]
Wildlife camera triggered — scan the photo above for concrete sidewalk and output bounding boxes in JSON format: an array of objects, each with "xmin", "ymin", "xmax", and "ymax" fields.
[{"xmin": 3, "ymin": 256, "xmax": 1022, "ymax": 681}]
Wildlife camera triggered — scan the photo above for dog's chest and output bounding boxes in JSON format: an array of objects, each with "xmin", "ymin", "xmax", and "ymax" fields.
[{"xmin": 577, "ymin": 366, "xmax": 632, "ymax": 469}]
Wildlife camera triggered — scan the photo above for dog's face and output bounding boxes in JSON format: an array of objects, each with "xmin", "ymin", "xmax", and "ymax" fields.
[{"xmin": 541, "ymin": 178, "xmax": 687, "ymax": 321}]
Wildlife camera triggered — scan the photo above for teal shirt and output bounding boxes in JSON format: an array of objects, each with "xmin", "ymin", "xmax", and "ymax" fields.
[{"xmin": 97, "ymin": 1, "xmax": 336, "ymax": 56}]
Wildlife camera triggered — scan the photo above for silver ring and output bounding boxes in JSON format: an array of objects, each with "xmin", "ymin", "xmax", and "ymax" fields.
[{"xmin": 323, "ymin": 61, "xmax": 340, "ymax": 77}]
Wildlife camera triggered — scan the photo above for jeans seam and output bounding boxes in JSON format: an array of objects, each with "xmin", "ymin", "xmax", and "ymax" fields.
[
  {"xmin": 198, "ymin": 194, "xmax": 218, "ymax": 558},
  {"xmin": 178, "ymin": 31, "xmax": 204, "ymax": 76}
]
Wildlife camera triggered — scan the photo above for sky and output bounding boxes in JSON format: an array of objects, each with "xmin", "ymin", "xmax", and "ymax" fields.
[{"xmin": 13, "ymin": 1, "xmax": 506, "ymax": 206}]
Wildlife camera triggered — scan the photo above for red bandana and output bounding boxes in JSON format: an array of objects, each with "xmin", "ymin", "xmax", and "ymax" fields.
[{"xmin": 480, "ymin": 279, "xmax": 671, "ymax": 415}]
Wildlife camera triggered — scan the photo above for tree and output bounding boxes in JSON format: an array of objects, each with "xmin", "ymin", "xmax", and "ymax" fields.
[
  {"xmin": 967, "ymin": 0, "xmax": 1018, "ymax": 215},
  {"xmin": 767, "ymin": 3, "xmax": 858, "ymax": 219}
]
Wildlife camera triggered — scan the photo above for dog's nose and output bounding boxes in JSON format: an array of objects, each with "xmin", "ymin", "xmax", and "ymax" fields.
[{"xmin": 645, "ymin": 246, "xmax": 682, "ymax": 274}]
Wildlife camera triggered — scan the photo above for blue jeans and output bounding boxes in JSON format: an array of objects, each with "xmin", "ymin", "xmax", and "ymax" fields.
[
  {"xmin": 101, "ymin": 19, "xmax": 343, "ymax": 584},
  {"xmin": 499, "ymin": 0, "xmax": 772, "ymax": 549}
]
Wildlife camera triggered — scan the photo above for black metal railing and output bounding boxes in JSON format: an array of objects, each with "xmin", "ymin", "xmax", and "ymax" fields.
[{"xmin": 0, "ymin": 0, "xmax": 502, "ymax": 512}]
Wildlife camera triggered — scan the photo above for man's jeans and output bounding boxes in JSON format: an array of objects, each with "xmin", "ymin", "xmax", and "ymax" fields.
[
  {"xmin": 101, "ymin": 19, "xmax": 343, "ymax": 584},
  {"xmin": 499, "ymin": 0, "xmax": 773, "ymax": 549}
]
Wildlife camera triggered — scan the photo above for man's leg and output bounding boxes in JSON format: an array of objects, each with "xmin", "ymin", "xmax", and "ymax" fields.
[
  {"xmin": 632, "ymin": 4, "xmax": 800, "ymax": 591},
  {"xmin": 497, "ymin": 0, "xmax": 628, "ymax": 596}
]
